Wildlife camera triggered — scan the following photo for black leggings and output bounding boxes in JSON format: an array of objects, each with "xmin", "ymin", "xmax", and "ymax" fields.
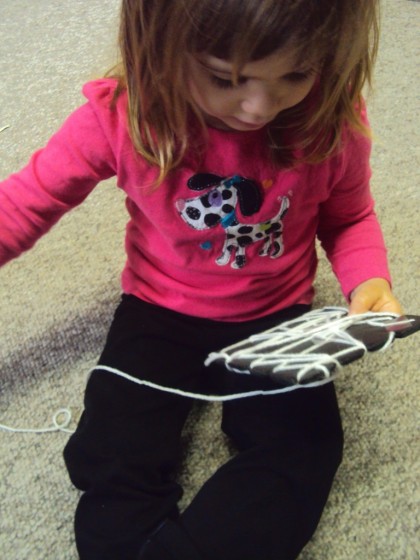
[{"xmin": 64, "ymin": 295, "xmax": 343, "ymax": 560}]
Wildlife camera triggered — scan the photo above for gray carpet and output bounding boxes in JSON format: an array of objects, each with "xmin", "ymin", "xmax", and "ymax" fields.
[{"xmin": 0, "ymin": 1, "xmax": 419, "ymax": 559}]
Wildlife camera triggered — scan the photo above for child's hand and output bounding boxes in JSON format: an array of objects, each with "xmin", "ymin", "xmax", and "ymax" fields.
[{"xmin": 349, "ymin": 278, "xmax": 403, "ymax": 315}]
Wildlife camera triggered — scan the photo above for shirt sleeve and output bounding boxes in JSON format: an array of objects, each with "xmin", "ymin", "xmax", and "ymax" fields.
[
  {"xmin": 317, "ymin": 124, "xmax": 391, "ymax": 299},
  {"xmin": 0, "ymin": 86, "xmax": 117, "ymax": 266}
]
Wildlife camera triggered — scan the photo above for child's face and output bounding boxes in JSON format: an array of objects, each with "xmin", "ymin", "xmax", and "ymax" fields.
[{"xmin": 187, "ymin": 49, "xmax": 317, "ymax": 132}]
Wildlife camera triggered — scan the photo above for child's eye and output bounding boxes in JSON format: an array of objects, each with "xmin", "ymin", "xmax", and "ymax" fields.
[
  {"xmin": 210, "ymin": 75, "xmax": 247, "ymax": 90},
  {"xmin": 284, "ymin": 70, "xmax": 314, "ymax": 83}
]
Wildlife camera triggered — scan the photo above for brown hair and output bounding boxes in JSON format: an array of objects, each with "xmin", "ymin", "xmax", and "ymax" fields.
[{"xmin": 113, "ymin": 0, "xmax": 379, "ymax": 183}]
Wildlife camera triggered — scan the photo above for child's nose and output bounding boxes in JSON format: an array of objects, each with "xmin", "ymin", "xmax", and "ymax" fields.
[{"xmin": 240, "ymin": 84, "xmax": 280, "ymax": 121}]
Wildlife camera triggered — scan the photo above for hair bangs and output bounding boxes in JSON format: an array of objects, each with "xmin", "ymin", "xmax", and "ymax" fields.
[{"xmin": 185, "ymin": 0, "xmax": 337, "ymax": 71}]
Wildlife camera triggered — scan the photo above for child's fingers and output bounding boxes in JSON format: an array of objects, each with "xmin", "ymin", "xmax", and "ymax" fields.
[{"xmin": 348, "ymin": 278, "xmax": 403, "ymax": 315}]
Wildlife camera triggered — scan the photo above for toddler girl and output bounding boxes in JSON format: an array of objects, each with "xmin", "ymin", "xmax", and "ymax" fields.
[{"xmin": 0, "ymin": 1, "xmax": 402, "ymax": 559}]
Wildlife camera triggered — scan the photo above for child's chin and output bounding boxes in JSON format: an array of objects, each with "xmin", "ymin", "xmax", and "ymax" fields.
[{"xmin": 205, "ymin": 114, "xmax": 266, "ymax": 132}]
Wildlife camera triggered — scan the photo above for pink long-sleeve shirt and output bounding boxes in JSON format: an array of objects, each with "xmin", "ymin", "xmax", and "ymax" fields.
[{"xmin": 0, "ymin": 79, "xmax": 390, "ymax": 321}]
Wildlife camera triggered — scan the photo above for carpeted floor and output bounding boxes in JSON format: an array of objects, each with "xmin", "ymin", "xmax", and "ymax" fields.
[{"xmin": 0, "ymin": 1, "xmax": 419, "ymax": 559}]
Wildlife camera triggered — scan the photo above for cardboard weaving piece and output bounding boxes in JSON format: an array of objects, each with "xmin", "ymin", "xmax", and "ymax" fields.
[{"xmin": 205, "ymin": 307, "xmax": 420, "ymax": 388}]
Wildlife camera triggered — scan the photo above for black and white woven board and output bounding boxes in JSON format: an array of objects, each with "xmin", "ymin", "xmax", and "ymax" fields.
[{"xmin": 205, "ymin": 307, "xmax": 420, "ymax": 391}]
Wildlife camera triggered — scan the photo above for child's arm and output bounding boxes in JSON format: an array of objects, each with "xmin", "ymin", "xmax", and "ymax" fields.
[
  {"xmin": 349, "ymin": 278, "xmax": 403, "ymax": 315},
  {"xmin": 317, "ymin": 124, "xmax": 402, "ymax": 314},
  {"xmin": 0, "ymin": 92, "xmax": 116, "ymax": 267}
]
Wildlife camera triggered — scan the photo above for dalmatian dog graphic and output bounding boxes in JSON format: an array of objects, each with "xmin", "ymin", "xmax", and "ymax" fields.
[{"xmin": 176, "ymin": 173, "xmax": 289, "ymax": 269}]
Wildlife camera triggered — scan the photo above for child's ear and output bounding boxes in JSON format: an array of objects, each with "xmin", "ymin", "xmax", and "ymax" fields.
[
  {"xmin": 233, "ymin": 177, "xmax": 262, "ymax": 216},
  {"xmin": 187, "ymin": 173, "xmax": 224, "ymax": 191}
]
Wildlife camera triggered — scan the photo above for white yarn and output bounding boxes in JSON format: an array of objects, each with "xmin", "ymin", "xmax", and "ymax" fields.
[
  {"xmin": 91, "ymin": 363, "xmax": 332, "ymax": 402},
  {"xmin": 93, "ymin": 308, "xmax": 411, "ymax": 402},
  {"xmin": 0, "ymin": 408, "xmax": 74, "ymax": 434},
  {"xmin": 0, "ymin": 307, "xmax": 414, "ymax": 432}
]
